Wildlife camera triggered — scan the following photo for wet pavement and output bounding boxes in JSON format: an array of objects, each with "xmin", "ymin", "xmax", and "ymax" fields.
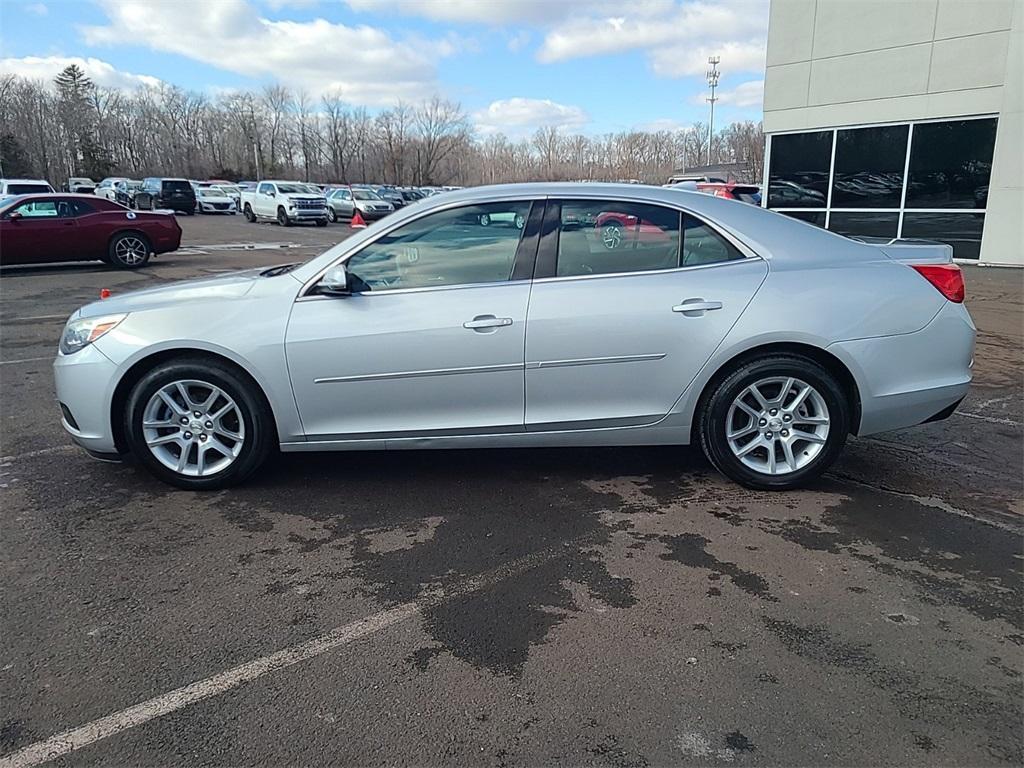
[{"xmin": 1, "ymin": 215, "xmax": 1021, "ymax": 766}]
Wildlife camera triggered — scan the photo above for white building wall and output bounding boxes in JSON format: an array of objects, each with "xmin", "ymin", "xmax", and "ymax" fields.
[{"xmin": 764, "ymin": 0, "xmax": 1022, "ymax": 265}]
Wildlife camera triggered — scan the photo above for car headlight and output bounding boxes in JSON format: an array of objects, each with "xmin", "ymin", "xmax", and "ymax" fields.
[{"xmin": 60, "ymin": 314, "xmax": 127, "ymax": 355}]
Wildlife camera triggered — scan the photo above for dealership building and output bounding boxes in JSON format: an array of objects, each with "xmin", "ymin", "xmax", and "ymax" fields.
[{"xmin": 763, "ymin": 0, "xmax": 1022, "ymax": 265}]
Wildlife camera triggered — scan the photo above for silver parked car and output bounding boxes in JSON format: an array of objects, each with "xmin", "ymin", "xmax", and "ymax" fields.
[{"xmin": 53, "ymin": 183, "xmax": 974, "ymax": 491}]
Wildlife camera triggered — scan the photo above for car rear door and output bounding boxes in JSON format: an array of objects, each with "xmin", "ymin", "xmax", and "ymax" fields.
[
  {"xmin": 285, "ymin": 199, "xmax": 542, "ymax": 441},
  {"xmin": 524, "ymin": 198, "xmax": 768, "ymax": 431}
]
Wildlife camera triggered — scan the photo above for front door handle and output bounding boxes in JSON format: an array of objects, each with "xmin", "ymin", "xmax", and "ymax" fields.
[
  {"xmin": 672, "ymin": 299, "xmax": 723, "ymax": 316},
  {"xmin": 463, "ymin": 315, "xmax": 513, "ymax": 330}
]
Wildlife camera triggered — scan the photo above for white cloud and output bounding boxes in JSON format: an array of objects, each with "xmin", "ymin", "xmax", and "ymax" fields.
[
  {"xmin": 473, "ymin": 97, "xmax": 588, "ymax": 138},
  {"xmin": 80, "ymin": 0, "xmax": 456, "ymax": 105},
  {"xmin": 633, "ymin": 118, "xmax": 694, "ymax": 133},
  {"xmin": 506, "ymin": 30, "xmax": 531, "ymax": 52},
  {"xmin": 689, "ymin": 78, "xmax": 764, "ymax": 108},
  {"xmin": 25, "ymin": 2, "xmax": 49, "ymax": 15},
  {"xmin": 716, "ymin": 79, "xmax": 764, "ymax": 107},
  {"xmin": 345, "ymin": 0, "xmax": 675, "ymax": 25},
  {"xmin": 537, "ymin": 0, "xmax": 768, "ymax": 78},
  {"xmin": 0, "ymin": 55, "xmax": 161, "ymax": 89}
]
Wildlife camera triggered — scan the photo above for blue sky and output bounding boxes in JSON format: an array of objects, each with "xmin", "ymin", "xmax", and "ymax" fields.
[{"xmin": 0, "ymin": 0, "xmax": 769, "ymax": 137}]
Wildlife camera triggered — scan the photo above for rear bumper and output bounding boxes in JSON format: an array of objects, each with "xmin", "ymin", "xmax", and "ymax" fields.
[{"xmin": 829, "ymin": 301, "xmax": 976, "ymax": 436}]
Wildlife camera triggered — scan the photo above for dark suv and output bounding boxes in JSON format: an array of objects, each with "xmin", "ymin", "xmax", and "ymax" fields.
[{"xmin": 140, "ymin": 177, "xmax": 196, "ymax": 214}]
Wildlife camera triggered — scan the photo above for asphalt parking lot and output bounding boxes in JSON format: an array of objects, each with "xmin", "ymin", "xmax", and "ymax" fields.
[{"xmin": 1, "ymin": 214, "xmax": 1022, "ymax": 766}]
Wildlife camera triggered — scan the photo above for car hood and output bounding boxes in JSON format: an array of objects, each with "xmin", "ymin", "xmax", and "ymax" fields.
[{"xmin": 76, "ymin": 269, "xmax": 265, "ymax": 319}]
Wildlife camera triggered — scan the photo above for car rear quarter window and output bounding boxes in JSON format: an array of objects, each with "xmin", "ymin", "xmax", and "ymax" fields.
[
  {"xmin": 344, "ymin": 202, "xmax": 531, "ymax": 292},
  {"xmin": 681, "ymin": 214, "xmax": 745, "ymax": 267},
  {"xmin": 555, "ymin": 200, "xmax": 681, "ymax": 277}
]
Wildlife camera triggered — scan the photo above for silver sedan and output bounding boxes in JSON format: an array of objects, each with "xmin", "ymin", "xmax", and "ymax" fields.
[{"xmin": 53, "ymin": 183, "xmax": 975, "ymax": 490}]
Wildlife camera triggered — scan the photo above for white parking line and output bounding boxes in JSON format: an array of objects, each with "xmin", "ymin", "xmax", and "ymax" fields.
[
  {"xmin": 0, "ymin": 356, "xmax": 52, "ymax": 366},
  {"xmin": 0, "ymin": 543, "xmax": 577, "ymax": 768}
]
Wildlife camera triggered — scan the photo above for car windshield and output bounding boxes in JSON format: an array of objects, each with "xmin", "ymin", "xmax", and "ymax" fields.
[
  {"xmin": 353, "ymin": 190, "xmax": 380, "ymax": 201},
  {"xmin": 217, "ymin": 185, "xmax": 240, "ymax": 194},
  {"xmin": 6, "ymin": 183, "xmax": 51, "ymax": 194},
  {"xmin": 199, "ymin": 189, "xmax": 225, "ymax": 198},
  {"xmin": 275, "ymin": 184, "xmax": 308, "ymax": 194}
]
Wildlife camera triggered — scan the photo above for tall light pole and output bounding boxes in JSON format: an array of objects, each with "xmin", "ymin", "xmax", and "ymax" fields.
[{"xmin": 706, "ymin": 55, "xmax": 720, "ymax": 166}]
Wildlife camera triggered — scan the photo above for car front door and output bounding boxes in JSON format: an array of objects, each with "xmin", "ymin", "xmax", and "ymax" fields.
[
  {"xmin": 286, "ymin": 199, "xmax": 540, "ymax": 441},
  {"xmin": 0, "ymin": 199, "xmax": 75, "ymax": 263},
  {"xmin": 524, "ymin": 199, "xmax": 768, "ymax": 431}
]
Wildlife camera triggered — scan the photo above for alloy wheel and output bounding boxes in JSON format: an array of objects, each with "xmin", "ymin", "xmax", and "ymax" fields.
[
  {"xmin": 141, "ymin": 379, "xmax": 245, "ymax": 477},
  {"xmin": 725, "ymin": 376, "xmax": 830, "ymax": 476},
  {"xmin": 114, "ymin": 236, "xmax": 148, "ymax": 265},
  {"xmin": 601, "ymin": 224, "xmax": 622, "ymax": 249}
]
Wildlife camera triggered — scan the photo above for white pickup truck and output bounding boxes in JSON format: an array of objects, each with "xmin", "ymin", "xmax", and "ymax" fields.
[{"xmin": 240, "ymin": 181, "xmax": 328, "ymax": 227}]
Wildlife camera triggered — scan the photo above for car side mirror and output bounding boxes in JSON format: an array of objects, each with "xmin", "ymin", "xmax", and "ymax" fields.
[{"xmin": 320, "ymin": 264, "xmax": 350, "ymax": 295}]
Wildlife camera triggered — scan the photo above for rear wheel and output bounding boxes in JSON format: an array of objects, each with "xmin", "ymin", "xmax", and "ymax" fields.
[
  {"xmin": 698, "ymin": 354, "xmax": 849, "ymax": 490},
  {"xmin": 601, "ymin": 221, "xmax": 624, "ymax": 249},
  {"xmin": 124, "ymin": 358, "xmax": 274, "ymax": 490},
  {"xmin": 108, "ymin": 232, "xmax": 151, "ymax": 269},
  {"xmin": 479, "ymin": 213, "xmax": 491, "ymax": 226}
]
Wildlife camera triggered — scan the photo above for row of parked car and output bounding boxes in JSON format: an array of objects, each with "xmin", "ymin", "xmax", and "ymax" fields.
[{"xmin": 28, "ymin": 175, "xmax": 459, "ymax": 226}]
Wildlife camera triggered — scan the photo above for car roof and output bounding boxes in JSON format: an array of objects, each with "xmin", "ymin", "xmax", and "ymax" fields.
[{"xmin": 1, "ymin": 178, "xmax": 52, "ymax": 184}]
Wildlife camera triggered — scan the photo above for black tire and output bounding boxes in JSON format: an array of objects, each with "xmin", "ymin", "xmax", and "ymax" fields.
[
  {"xmin": 244, "ymin": 204, "xmax": 256, "ymax": 222},
  {"xmin": 277, "ymin": 207, "xmax": 291, "ymax": 227},
  {"xmin": 698, "ymin": 354, "xmax": 849, "ymax": 490},
  {"xmin": 315, "ymin": 219, "xmax": 327, "ymax": 227},
  {"xmin": 327, "ymin": 207, "xmax": 338, "ymax": 223},
  {"xmin": 108, "ymin": 231, "xmax": 151, "ymax": 269},
  {"xmin": 124, "ymin": 357, "xmax": 274, "ymax": 490}
]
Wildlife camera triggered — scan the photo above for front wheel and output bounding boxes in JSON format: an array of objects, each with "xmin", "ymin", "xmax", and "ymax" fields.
[
  {"xmin": 277, "ymin": 207, "xmax": 290, "ymax": 227},
  {"xmin": 124, "ymin": 358, "xmax": 274, "ymax": 490},
  {"xmin": 108, "ymin": 232, "xmax": 151, "ymax": 269},
  {"xmin": 315, "ymin": 219, "xmax": 327, "ymax": 227},
  {"xmin": 698, "ymin": 354, "xmax": 849, "ymax": 490},
  {"xmin": 327, "ymin": 207, "xmax": 338, "ymax": 223},
  {"xmin": 244, "ymin": 204, "xmax": 256, "ymax": 222}
]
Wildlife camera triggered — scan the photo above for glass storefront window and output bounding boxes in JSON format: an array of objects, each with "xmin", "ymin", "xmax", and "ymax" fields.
[
  {"xmin": 830, "ymin": 125, "xmax": 908, "ymax": 208},
  {"xmin": 766, "ymin": 117, "xmax": 996, "ymax": 259},
  {"xmin": 767, "ymin": 131, "xmax": 832, "ymax": 208},
  {"xmin": 779, "ymin": 211, "xmax": 826, "ymax": 227},
  {"xmin": 901, "ymin": 213, "xmax": 985, "ymax": 260},
  {"xmin": 828, "ymin": 212, "xmax": 900, "ymax": 239},
  {"xmin": 906, "ymin": 118, "xmax": 997, "ymax": 209}
]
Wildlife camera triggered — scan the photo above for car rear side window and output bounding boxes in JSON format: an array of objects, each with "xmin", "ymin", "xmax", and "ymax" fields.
[
  {"xmin": 343, "ymin": 202, "xmax": 531, "ymax": 292},
  {"xmin": 681, "ymin": 214, "xmax": 745, "ymax": 267},
  {"xmin": 555, "ymin": 200, "xmax": 681, "ymax": 277}
]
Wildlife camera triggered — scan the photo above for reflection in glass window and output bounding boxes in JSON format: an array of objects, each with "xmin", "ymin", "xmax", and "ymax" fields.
[
  {"xmin": 12, "ymin": 201, "xmax": 59, "ymax": 217},
  {"xmin": 828, "ymin": 212, "xmax": 900, "ymax": 239},
  {"xmin": 906, "ymin": 119, "xmax": 997, "ymax": 209},
  {"xmin": 767, "ymin": 131, "xmax": 832, "ymax": 208},
  {"xmin": 901, "ymin": 213, "xmax": 985, "ymax": 260},
  {"xmin": 778, "ymin": 211, "xmax": 826, "ymax": 227},
  {"xmin": 556, "ymin": 200, "xmax": 680, "ymax": 277},
  {"xmin": 830, "ymin": 125, "xmax": 908, "ymax": 208},
  {"xmin": 682, "ymin": 215, "xmax": 744, "ymax": 267},
  {"xmin": 344, "ymin": 202, "xmax": 531, "ymax": 291}
]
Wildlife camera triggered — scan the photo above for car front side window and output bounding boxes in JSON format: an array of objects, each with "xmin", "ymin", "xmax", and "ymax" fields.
[{"xmin": 341, "ymin": 202, "xmax": 532, "ymax": 292}]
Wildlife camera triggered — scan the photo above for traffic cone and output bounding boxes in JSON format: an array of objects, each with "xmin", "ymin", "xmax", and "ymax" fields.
[{"xmin": 351, "ymin": 209, "xmax": 367, "ymax": 228}]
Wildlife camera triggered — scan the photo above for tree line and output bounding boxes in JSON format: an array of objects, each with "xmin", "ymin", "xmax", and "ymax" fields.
[{"xmin": 0, "ymin": 65, "xmax": 764, "ymax": 187}]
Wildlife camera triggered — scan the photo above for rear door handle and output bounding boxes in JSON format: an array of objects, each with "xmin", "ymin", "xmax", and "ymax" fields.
[
  {"xmin": 463, "ymin": 315, "xmax": 513, "ymax": 330},
  {"xmin": 672, "ymin": 299, "xmax": 723, "ymax": 315},
  {"xmin": 675, "ymin": 299, "xmax": 724, "ymax": 313}
]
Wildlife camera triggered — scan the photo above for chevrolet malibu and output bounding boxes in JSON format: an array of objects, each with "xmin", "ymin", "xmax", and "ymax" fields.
[{"xmin": 53, "ymin": 183, "xmax": 975, "ymax": 490}]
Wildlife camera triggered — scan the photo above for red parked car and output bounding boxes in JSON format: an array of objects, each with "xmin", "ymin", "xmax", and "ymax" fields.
[
  {"xmin": 695, "ymin": 182, "xmax": 762, "ymax": 205},
  {"xmin": 0, "ymin": 194, "xmax": 181, "ymax": 268}
]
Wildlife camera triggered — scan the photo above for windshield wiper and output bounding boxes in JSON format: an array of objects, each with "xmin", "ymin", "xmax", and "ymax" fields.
[{"xmin": 259, "ymin": 263, "xmax": 299, "ymax": 277}]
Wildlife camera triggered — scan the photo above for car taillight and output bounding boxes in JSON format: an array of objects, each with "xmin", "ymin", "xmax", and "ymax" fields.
[{"xmin": 911, "ymin": 263, "xmax": 964, "ymax": 303}]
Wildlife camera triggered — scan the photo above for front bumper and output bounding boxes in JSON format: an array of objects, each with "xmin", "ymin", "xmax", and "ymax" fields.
[
  {"xmin": 287, "ymin": 207, "xmax": 328, "ymax": 220},
  {"xmin": 53, "ymin": 344, "xmax": 120, "ymax": 455}
]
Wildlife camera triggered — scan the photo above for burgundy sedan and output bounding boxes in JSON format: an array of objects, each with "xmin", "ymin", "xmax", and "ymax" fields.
[{"xmin": 0, "ymin": 194, "xmax": 182, "ymax": 269}]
